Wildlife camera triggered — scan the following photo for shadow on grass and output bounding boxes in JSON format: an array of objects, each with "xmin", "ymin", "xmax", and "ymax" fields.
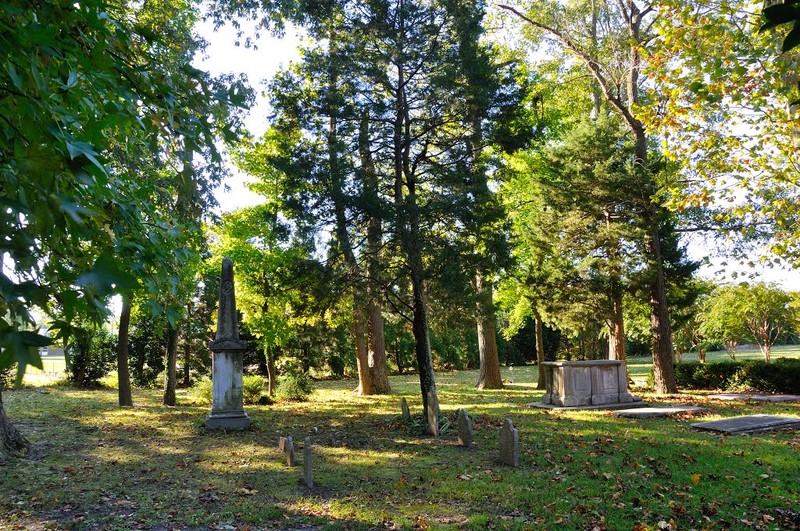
[{"xmin": 2, "ymin": 375, "xmax": 799, "ymax": 530}]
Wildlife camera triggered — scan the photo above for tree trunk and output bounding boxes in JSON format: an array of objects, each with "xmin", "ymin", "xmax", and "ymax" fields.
[
  {"xmin": 607, "ymin": 289, "xmax": 626, "ymax": 361},
  {"xmin": 367, "ymin": 303, "xmax": 390, "ymax": 393},
  {"xmin": 116, "ymin": 294, "xmax": 133, "ymax": 407},
  {"xmin": 535, "ymin": 315, "xmax": 546, "ymax": 389},
  {"xmin": 163, "ymin": 322, "xmax": 179, "ymax": 406},
  {"xmin": 354, "ymin": 304, "xmax": 374, "ymax": 396},
  {"xmin": 361, "ymin": 110, "xmax": 391, "ymax": 394},
  {"xmin": 475, "ymin": 273, "xmax": 503, "ymax": 389},
  {"xmin": 644, "ymin": 226, "xmax": 678, "ymax": 394},
  {"xmin": 411, "ymin": 267, "xmax": 439, "ymax": 435},
  {"xmin": 266, "ymin": 345, "xmax": 277, "ymax": 396},
  {"xmin": 0, "ymin": 385, "xmax": 29, "ymax": 461},
  {"xmin": 182, "ymin": 300, "xmax": 192, "ymax": 387}
]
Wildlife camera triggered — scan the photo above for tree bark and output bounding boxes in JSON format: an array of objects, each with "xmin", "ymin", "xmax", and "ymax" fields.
[
  {"xmin": 163, "ymin": 322, "xmax": 179, "ymax": 406},
  {"xmin": 393, "ymin": 33, "xmax": 439, "ymax": 434},
  {"xmin": 644, "ymin": 226, "xmax": 678, "ymax": 394},
  {"xmin": 535, "ymin": 315, "xmax": 546, "ymax": 389},
  {"xmin": 608, "ymin": 286, "xmax": 626, "ymax": 361},
  {"xmin": 182, "ymin": 300, "xmax": 192, "ymax": 387},
  {"xmin": 353, "ymin": 304, "xmax": 374, "ymax": 395},
  {"xmin": 117, "ymin": 294, "xmax": 133, "ymax": 407},
  {"xmin": 266, "ymin": 345, "xmax": 277, "ymax": 396},
  {"xmin": 361, "ymin": 110, "xmax": 391, "ymax": 394},
  {"xmin": 475, "ymin": 273, "xmax": 503, "ymax": 389},
  {"xmin": 0, "ymin": 385, "xmax": 29, "ymax": 461}
]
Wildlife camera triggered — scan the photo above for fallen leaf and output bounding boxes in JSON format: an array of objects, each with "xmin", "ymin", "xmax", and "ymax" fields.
[{"xmin": 691, "ymin": 473, "xmax": 701, "ymax": 485}]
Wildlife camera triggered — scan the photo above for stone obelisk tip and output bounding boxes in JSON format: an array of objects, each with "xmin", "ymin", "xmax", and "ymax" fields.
[{"xmin": 210, "ymin": 257, "xmax": 246, "ymax": 351}]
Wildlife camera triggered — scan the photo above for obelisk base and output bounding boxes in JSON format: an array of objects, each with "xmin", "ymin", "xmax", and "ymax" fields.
[
  {"xmin": 206, "ymin": 410, "xmax": 250, "ymax": 430},
  {"xmin": 206, "ymin": 348, "xmax": 250, "ymax": 430}
]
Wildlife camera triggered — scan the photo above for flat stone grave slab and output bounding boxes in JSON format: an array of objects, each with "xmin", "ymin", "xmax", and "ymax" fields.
[
  {"xmin": 692, "ymin": 414, "xmax": 800, "ymax": 434},
  {"xmin": 612, "ymin": 406, "xmax": 709, "ymax": 418},
  {"xmin": 708, "ymin": 393, "xmax": 800, "ymax": 403},
  {"xmin": 529, "ymin": 401, "xmax": 650, "ymax": 412}
]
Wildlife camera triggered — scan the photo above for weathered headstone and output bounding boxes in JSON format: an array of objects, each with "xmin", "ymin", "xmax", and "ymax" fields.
[
  {"xmin": 206, "ymin": 257, "xmax": 250, "ymax": 430},
  {"xmin": 303, "ymin": 437, "xmax": 313, "ymax": 488},
  {"xmin": 280, "ymin": 436, "xmax": 295, "ymax": 466},
  {"xmin": 457, "ymin": 409, "xmax": 473, "ymax": 448},
  {"xmin": 400, "ymin": 398, "xmax": 411, "ymax": 422},
  {"xmin": 499, "ymin": 418, "xmax": 518, "ymax": 467}
]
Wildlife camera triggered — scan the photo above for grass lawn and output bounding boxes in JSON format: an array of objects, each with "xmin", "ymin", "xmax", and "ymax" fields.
[{"xmin": 2, "ymin": 363, "xmax": 799, "ymax": 531}]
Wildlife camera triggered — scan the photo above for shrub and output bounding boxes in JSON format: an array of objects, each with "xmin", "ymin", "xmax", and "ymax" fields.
[
  {"xmin": 242, "ymin": 375, "xmax": 265, "ymax": 405},
  {"xmin": 327, "ymin": 355, "xmax": 345, "ymax": 378},
  {"xmin": 191, "ymin": 377, "xmax": 212, "ymax": 405},
  {"xmin": 675, "ymin": 359, "xmax": 800, "ymax": 393},
  {"xmin": 674, "ymin": 361, "xmax": 740, "ymax": 390},
  {"xmin": 276, "ymin": 371, "xmax": 314, "ymax": 401},
  {"xmin": 65, "ymin": 328, "xmax": 117, "ymax": 388},
  {"xmin": 191, "ymin": 375, "xmax": 266, "ymax": 405}
]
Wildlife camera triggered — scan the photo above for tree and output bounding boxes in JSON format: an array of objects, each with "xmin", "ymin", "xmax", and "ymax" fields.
[
  {"xmin": 500, "ymin": 117, "xmax": 649, "ymax": 368},
  {"xmin": 739, "ymin": 283, "xmax": 795, "ymax": 362},
  {"xmin": 0, "ymin": 0, "xmax": 245, "ymax": 458},
  {"xmin": 643, "ymin": 0, "xmax": 800, "ymax": 266},
  {"xmin": 700, "ymin": 284, "xmax": 752, "ymax": 361},
  {"xmin": 501, "ymin": 0, "xmax": 681, "ymax": 393}
]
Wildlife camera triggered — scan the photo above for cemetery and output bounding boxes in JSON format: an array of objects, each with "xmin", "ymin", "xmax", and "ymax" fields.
[{"xmin": 3, "ymin": 0, "xmax": 800, "ymax": 530}]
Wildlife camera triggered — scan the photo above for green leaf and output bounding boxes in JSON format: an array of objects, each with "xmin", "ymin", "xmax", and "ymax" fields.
[
  {"xmin": 761, "ymin": 4, "xmax": 800, "ymax": 31},
  {"xmin": 783, "ymin": 23, "xmax": 800, "ymax": 52},
  {"xmin": 5, "ymin": 62, "xmax": 22, "ymax": 90},
  {"xmin": 75, "ymin": 251, "xmax": 140, "ymax": 295},
  {"xmin": 0, "ymin": 330, "xmax": 48, "ymax": 371},
  {"xmin": 66, "ymin": 140, "xmax": 107, "ymax": 174}
]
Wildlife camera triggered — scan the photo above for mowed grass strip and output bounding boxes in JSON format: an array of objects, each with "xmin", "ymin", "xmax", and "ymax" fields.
[{"xmin": 1, "ymin": 364, "xmax": 798, "ymax": 530}]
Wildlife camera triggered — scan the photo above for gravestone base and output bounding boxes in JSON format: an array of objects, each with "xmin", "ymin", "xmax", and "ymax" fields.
[
  {"xmin": 206, "ymin": 347, "xmax": 250, "ymax": 430},
  {"xmin": 530, "ymin": 401, "xmax": 650, "ymax": 411},
  {"xmin": 206, "ymin": 412, "xmax": 250, "ymax": 430}
]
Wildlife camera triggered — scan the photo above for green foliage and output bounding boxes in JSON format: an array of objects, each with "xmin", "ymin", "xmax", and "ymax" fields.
[
  {"xmin": 242, "ymin": 375, "xmax": 266, "ymax": 405},
  {"xmin": 701, "ymin": 283, "xmax": 796, "ymax": 361},
  {"xmin": 0, "ymin": 0, "xmax": 249, "ymax": 376},
  {"xmin": 327, "ymin": 355, "xmax": 346, "ymax": 378},
  {"xmin": 761, "ymin": 2, "xmax": 800, "ymax": 52},
  {"xmin": 191, "ymin": 377, "xmax": 213, "ymax": 405},
  {"xmin": 646, "ymin": 0, "xmax": 800, "ymax": 263},
  {"xmin": 190, "ymin": 375, "xmax": 267, "ymax": 406},
  {"xmin": 275, "ymin": 358, "xmax": 314, "ymax": 401},
  {"xmin": 65, "ymin": 328, "xmax": 117, "ymax": 388},
  {"xmin": 675, "ymin": 359, "xmax": 800, "ymax": 393}
]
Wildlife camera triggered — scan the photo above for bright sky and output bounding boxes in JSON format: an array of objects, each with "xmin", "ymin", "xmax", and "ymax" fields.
[
  {"xmin": 194, "ymin": 18, "xmax": 302, "ymax": 213},
  {"xmin": 195, "ymin": 19, "xmax": 800, "ymax": 292}
]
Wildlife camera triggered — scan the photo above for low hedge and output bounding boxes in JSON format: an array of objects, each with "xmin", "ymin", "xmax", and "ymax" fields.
[{"xmin": 675, "ymin": 358, "xmax": 800, "ymax": 394}]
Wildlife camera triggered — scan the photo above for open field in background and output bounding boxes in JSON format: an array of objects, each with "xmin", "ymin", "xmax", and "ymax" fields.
[
  {"xmin": 19, "ymin": 344, "xmax": 800, "ymax": 388},
  {"xmin": 2, "ymin": 363, "xmax": 799, "ymax": 530}
]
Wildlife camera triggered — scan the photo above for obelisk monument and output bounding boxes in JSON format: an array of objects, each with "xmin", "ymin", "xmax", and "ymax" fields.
[{"xmin": 206, "ymin": 257, "xmax": 250, "ymax": 429}]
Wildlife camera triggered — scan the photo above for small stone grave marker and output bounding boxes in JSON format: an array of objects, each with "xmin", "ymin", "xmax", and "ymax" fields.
[
  {"xmin": 303, "ymin": 437, "xmax": 313, "ymax": 488},
  {"xmin": 457, "ymin": 409, "xmax": 473, "ymax": 448},
  {"xmin": 279, "ymin": 436, "xmax": 295, "ymax": 466},
  {"xmin": 691, "ymin": 415, "xmax": 800, "ymax": 434},
  {"xmin": 401, "ymin": 398, "xmax": 411, "ymax": 422},
  {"xmin": 499, "ymin": 418, "xmax": 518, "ymax": 467}
]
